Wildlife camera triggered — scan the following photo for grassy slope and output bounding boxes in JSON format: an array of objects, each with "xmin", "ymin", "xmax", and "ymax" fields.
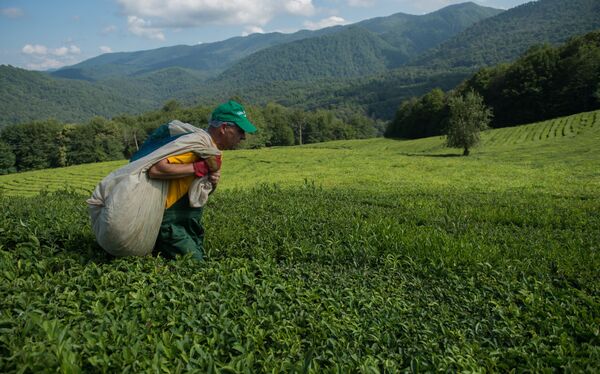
[
  {"xmin": 0, "ymin": 110, "xmax": 599, "ymax": 371},
  {"xmin": 1, "ymin": 109, "xmax": 598, "ymax": 197}
]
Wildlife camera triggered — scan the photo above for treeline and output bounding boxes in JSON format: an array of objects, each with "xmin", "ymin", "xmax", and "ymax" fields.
[
  {"xmin": 0, "ymin": 101, "xmax": 377, "ymax": 174},
  {"xmin": 386, "ymin": 30, "xmax": 600, "ymax": 138}
]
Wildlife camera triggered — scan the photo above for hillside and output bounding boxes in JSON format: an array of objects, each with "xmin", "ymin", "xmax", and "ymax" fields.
[
  {"xmin": 50, "ymin": 28, "xmax": 342, "ymax": 82},
  {"xmin": 412, "ymin": 0, "xmax": 600, "ymax": 68},
  {"xmin": 202, "ymin": 0, "xmax": 600, "ymax": 119},
  {"xmin": 4, "ymin": 1, "xmax": 600, "ymax": 126},
  {"xmin": 215, "ymin": 3, "xmax": 500, "ymax": 85},
  {"xmin": 0, "ymin": 65, "xmax": 154, "ymax": 127}
]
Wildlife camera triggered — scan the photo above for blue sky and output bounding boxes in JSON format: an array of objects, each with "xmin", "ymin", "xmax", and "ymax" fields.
[{"xmin": 1, "ymin": 0, "xmax": 530, "ymax": 70}]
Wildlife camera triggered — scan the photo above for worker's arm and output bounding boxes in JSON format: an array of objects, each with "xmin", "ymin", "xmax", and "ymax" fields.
[
  {"xmin": 148, "ymin": 158, "xmax": 221, "ymax": 186},
  {"xmin": 148, "ymin": 158, "xmax": 194, "ymax": 179}
]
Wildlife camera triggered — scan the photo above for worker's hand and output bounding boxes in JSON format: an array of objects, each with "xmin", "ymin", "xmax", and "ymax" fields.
[{"xmin": 209, "ymin": 170, "xmax": 221, "ymax": 185}]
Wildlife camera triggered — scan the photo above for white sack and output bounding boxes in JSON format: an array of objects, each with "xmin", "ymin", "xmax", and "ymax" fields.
[{"xmin": 87, "ymin": 122, "xmax": 220, "ymax": 257}]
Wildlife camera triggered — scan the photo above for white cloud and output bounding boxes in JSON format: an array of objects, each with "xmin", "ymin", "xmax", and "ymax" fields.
[
  {"xmin": 347, "ymin": 0, "xmax": 375, "ymax": 7},
  {"xmin": 51, "ymin": 45, "xmax": 81, "ymax": 56},
  {"xmin": 116, "ymin": 0, "xmax": 315, "ymax": 29},
  {"xmin": 22, "ymin": 44, "xmax": 48, "ymax": 55},
  {"xmin": 283, "ymin": 0, "xmax": 315, "ymax": 16},
  {"xmin": 53, "ymin": 46, "xmax": 69, "ymax": 56},
  {"xmin": 1, "ymin": 7, "xmax": 24, "ymax": 18},
  {"xmin": 127, "ymin": 16, "xmax": 165, "ymax": 40},
  {"xmin": 102, "ymin": 25, "xmax": 118, "ymax": 34},
  {"xmin": 242, "ymin": 26, "xmax": 265, "ymax": 36},
  {"xmin": 68, "ymin": 45, "xmax": 81, "ymax": 54},
  {"xmin": 303, "ymin": 16, "xmax": 348, "ymax": 30},
  {"xmin": 27, "ymin": 58, "xmax": 64, "ymax": 71},
  {"xmin": 99, "ymin": 46, "xmax": 113, "ymax": 53},
  {"xmin": 22, "ymin": 44, "xmax": 83, "ymax": 70}
]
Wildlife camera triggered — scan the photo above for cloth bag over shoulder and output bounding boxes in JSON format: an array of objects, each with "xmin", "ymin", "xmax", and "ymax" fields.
[{"xmin": 86, "ymin": 121, "xmax": 220, "ymax": 257}]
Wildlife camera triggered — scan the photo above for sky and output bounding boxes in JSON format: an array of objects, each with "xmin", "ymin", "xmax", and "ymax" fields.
[{"xmin": 1, "ymin": 0, "xmax": 531, "ymax": 71}]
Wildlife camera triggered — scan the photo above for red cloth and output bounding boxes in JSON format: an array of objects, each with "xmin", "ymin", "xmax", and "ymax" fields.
[
  {"xmin": 193, "ymin": 160, "xmax": 209, "ymax": 177},
  {"xmin": 193, "ymin": 155, "xmax": 222, "ymax": 177}
]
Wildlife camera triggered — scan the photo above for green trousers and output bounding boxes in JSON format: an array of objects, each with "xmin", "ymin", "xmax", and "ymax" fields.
[{"xmin": 154, "ymin": 195, "xmax": 204, "ymax": 261}]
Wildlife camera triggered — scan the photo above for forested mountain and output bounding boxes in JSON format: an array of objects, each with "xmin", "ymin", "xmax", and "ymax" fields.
[
  {"xmin": 202, "ymin": 0, "xmax": 600, "ymax": 119},
  {"xmin": 412, "ymin": 0, "xmax": 600, "ymax": 68},
  {"xmin": 3, "ymin": 1, "xmax": 600, "ymax": 127},
  {"xmin": 386, "ymin": 30, "xmax": 600, "ymax": 139},
  {"xmin": 50, "ymin": 28, "xmax": 342, "ymax": 81},
  {"xmin": 0, "ymin": 65, "xmax": 154, "ymax": 126},
  {"xmin": 219, "ymin": 26, "xmax": 399, "ymax": 83},
  {"xmin": 216, "ymin": 3, "xmax": 501, "ymax": 85}
]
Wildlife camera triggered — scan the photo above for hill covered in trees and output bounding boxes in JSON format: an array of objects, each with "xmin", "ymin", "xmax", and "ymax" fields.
[
  {"xmin": 216, "ymin": 3, "xmax": 501, "ymax": 85},
  {"xmin": 2, "ymin": 1, "xmax": 600, "ymax": 127},
  {"xmin": 209, "ymin": 0, "xmax": 600, "ymax": 119},
  {"xmin": 0, "ymin": 3, "xmax": 500, "ymax": 127},
  {"xmin": 0, "ymin": 65, "xmax": 155, "ymax": 126},
  {"xmin": 412, "ymin": 0, "xmax": 600, "ymax": 68},
  {"xmin": 50, "ymin": 28, "xmax": 342, "ymax": 82},
  {"xmin": 385, "ymin": 30, "xmax": 600, "ymax": 139}
]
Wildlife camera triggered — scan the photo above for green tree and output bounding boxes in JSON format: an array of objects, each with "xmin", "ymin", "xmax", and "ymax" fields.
[
  {"xmin": 0, "ymin": 140, "xmax": 16, "ymax": 174},
  {"xmin": 262, "ymin": 103, "xmax": 294, "ymax": 146},
  {"xmin": 385, "ymin": 88, "xmax": 448, "ymax": 139},
  {"xmin": 162, "ymin": 99, "xmax": 182, "ymax": 113},
  {"xmin": 66, "ymin": 117, "xmax": 124, "ymax": 165},
  {"xmin": 290, "ymin": 109, "xmax": 308, "ymax": 145},
  {"xmin": 0, "ymin": 120, "xmax": 63, "ymax": 171},
  {"xmin": 445, "ymin": 91, "xmax": 492, "ymax": 156}
]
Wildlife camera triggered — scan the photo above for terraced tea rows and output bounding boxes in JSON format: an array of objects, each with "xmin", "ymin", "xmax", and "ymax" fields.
[
  {"xmin": 482, "ymin": 110, "xmax": 599, "ymax": 146},
  {"xmin": 0, "ymin": 161, "xmax": 125, "ymax": 197}
]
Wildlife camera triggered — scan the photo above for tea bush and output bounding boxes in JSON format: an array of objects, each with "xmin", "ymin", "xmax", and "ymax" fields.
[
  {"xmin": 0, "ymin": 184, "xmax": 598, "ymax": 372},
  {"xmin": 0, "ymin": 110, "xmax": 599, "ymax": 371}
]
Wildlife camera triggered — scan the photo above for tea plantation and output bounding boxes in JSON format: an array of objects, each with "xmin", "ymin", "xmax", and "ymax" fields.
[{"xmin": 1, "ymin": 110, "xmax": 599, "ymax": 372}]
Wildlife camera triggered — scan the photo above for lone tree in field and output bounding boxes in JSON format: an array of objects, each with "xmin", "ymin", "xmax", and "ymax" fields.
[{"xmin": 446, "ymin": 91, "xmax": 492, "ymax": 156}]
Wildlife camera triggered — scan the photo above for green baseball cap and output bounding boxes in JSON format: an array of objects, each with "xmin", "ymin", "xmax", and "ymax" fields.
[{"xmin": 211, "ymin": 100, "xmax": 257, "ymax": 134}]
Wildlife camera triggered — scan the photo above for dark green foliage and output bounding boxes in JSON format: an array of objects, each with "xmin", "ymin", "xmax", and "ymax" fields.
[
  {"xmin": 0, "ymin": 120, "xmax": 63, "ymax": 171},
  {"xmin": 64, "ymin": 118, "xmax": 125, "ymax": 165},
  {"xmin": 219, "ymin": 27, "xmax": 396, "ymax": 83},
  {"xmin": 0, "ymin": 65, "xmax": 153, "ymax": 127},
  {"xmin": 461, "ymin": 30, "xmax": 600, "ymax": 127},
  {"xmin": 413, "ymin": 0, "xmax": 600, "ymax": 68},
  {"xmin": 0, "ymin": 100, "xmax": 378, "ymax": 173},
  {"xmin": 0, "ymin": 140, "xmax": 16, "ymax": 174},
  {"xmin": 0, "ymin": 118, "xmax": 124, "ymax": 172},
  {"xmin": 445, "ymin": 91, "xmax": 492, "ymax": 156},
  {"xmin": 0, "ymin": 185, "xmax": 598, "ymax": 371},
  {"xmin": 385, "ymin": 88, "xmax": 448, "ymax": 138},
  {"xmin": 389, "ymin": 30, "xmax": 600, "ymax": 139}
]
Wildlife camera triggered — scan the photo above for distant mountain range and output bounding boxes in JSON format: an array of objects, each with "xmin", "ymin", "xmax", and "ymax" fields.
[
  {"xmin": 50, "ymin": 28, "xmax": 342, "ymax": 82},
  {"xmin": 1, "ymin": 0, "xmax": 599, "ymax": 127}
]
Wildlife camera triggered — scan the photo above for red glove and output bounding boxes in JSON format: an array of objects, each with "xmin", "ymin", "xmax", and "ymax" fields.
[{"xmin": 193, "ymin": 160, "xmax": 209, "ymax": 177}]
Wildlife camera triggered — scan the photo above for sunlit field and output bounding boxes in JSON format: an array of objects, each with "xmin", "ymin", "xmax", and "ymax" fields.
[{"xmin": 1, "ymin": 110, "xmax": 598, "ymax": 371}]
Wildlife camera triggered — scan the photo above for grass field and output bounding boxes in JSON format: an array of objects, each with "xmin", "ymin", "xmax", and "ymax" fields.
[{"xmin": 1, "ymin": 110, "xmax": 599, "ymax": 371}]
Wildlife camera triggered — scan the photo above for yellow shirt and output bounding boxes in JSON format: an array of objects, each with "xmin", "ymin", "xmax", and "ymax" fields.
[{"xmin": 165, "ymin": 152, "xmax": 198, "ymax": 209}]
